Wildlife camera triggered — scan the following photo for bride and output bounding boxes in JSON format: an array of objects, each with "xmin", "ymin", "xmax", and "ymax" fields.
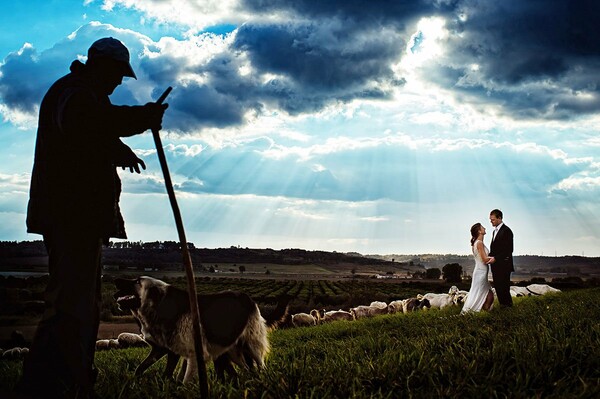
[{"xmin": 461, "ymin": 222, "xmax": 495, "ymax": 313}]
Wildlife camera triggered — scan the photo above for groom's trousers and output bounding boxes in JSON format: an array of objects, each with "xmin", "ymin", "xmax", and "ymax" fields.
[{"xmin": 491, "ymin": 264, "xmax": 513, "ymax": 307}]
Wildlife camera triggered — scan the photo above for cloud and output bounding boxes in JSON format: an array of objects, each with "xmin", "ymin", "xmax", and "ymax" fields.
[
  {"xmin": 105, "ymin": 0, "xmax": 437, "ymax": 123},
  {"xmin": 6, "ymin": 0, "xmax": 599, "ymax": 138},
  {"xmin": 111, "ymin": 0, "xmax": 600, "ymax": 124},
  {"xmin": 0, "ymin": 44, "xmax": 48, "ymax": 116},
  {"xmin": 165, "ymin": 143, "xmax": 204, "ymax": 157},
  {"xmin": 417, "ymin": 0, "xmax": 600, "ymax": 120},
  {"xmin": 119, "ymin": 132, "xmax": 596, "ymax": 205},
  {"xmin": 0, "ymin": 22, "xmax": 150, "ymax": 128},
  {"xmin": 119, "ymin": 172, "xmax": 167, "ymax": 194},
  {"xmin": 0, "ymin": 173, "xmax": 29, "ymax": 216},
  {"xmin": 0, "ymin": 18, "xmax": 406, "ymax": 133},
  {"xmin": 232, "ymin": 21, "xmax": 403, "ymax": 92},
  {"xmin": 155, "ymin": 18, "xmax": 409, "ymax": 128},
  {"xmin": 555, "ymin": 176, "xmax": 600, "ymax": 191},
  {"xmin": 0, "ymin": 172, "xmax": 30, "ymax": 192},
  {"xmin": 100, "ymin": 0, "xmax": 249, "ymax": 32},
  {"xmin": 241, "ymin": 0, "xmax": 449, "ymax": 24}
]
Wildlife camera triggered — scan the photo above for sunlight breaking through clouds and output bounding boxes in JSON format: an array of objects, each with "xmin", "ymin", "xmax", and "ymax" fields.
[{"xmin": 1, "ymin": 0, "xmax": 600, "ymax": 255}]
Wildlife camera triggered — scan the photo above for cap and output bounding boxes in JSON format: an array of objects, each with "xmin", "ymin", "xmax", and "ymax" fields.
[{"xmin": 87, "ymin": 37, "xmax": 137, "ymax": 79}]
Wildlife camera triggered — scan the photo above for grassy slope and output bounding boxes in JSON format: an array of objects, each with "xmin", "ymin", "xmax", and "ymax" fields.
[{"xmin": 1, "ymin": 288, "xmax": 599, "ymax": 398}]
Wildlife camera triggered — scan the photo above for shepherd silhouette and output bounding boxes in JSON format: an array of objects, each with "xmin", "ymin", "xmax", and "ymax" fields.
[{"xmin": 18, "ymin": 37, "xmax": 167, "ymax": 399}]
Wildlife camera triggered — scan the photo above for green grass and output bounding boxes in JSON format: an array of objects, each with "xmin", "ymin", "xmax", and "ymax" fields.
[{"xmin": 2, "ymin": 288, "xmax": 600, "ymax": 398}]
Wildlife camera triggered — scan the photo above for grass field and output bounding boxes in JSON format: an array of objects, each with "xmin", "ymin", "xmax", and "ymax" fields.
[{"xmin": 1, "ymin": 287, "xmax": 599, "ymax": 398}]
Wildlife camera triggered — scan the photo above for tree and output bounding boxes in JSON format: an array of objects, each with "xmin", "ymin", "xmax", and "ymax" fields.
[
  {"xmin": 425, "ymin": 268, "xmax": 441, "ymax": 280},
  {"xmin": 239, "ymin": 265, "xmax": 246, "ymax": 273},
  {"xmin": 412, "ymin": 271, "xmax": 426, "ymax": 279},
  {"xmin": 442, "ymin": 263, "xmax": 462, "ymax": 283}
]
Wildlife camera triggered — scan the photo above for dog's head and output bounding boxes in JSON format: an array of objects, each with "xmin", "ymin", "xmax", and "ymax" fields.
[{"xmin": 113, "ymin": 276, "xmax": 169, "ymax": 312}]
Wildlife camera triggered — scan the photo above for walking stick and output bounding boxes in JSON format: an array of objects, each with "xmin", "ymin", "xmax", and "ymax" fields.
[{"xmin": 151, "ymin": 87, "xmax": 209, "ymax": 398}]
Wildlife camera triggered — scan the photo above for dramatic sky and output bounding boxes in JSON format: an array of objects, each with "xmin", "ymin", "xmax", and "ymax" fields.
[{"xmin": 1, "ymin": 0, "xmax": 600, "ymax": 256}]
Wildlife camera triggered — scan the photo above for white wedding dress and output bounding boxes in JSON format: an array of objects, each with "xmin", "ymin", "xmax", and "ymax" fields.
[{"xmin": 461, "ymin": 240, "xmax": 493, "ymax": 313}]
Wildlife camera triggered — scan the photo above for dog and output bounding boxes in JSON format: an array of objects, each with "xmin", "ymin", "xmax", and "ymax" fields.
[{"xmin": 113, "ymin": 276, "xmax": 289, "ymax": 383}]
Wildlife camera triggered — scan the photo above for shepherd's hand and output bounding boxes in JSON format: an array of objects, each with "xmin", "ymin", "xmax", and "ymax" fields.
[
  {"xmin": 120, "ymin": 155, "xmax": 147, "ymax": 174},
  {"xmin": 144, "ymin": 102, "xmax": 169, "ymax": 131}
]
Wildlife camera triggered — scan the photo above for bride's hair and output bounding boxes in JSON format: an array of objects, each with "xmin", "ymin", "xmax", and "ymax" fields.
[{"xmin": 470, "ymin": 223, "xmax": 482, "ymax": 246}]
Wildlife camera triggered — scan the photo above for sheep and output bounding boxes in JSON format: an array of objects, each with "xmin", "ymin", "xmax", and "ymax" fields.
[
  {"xmin": 310, "ymin": 309, "xmax": 321, "ymax": 321},
  {"xmin": 350, "ymin": 306, "xmax": 371, "ymax": 319},
  {"xmin": 417, "ymin": 293, "xmax": 455, "ymax": 309},
  {"xmin": 95, "ymin": 339, "xmax": 120, "ymax": 351},
  {"xmin": 526, "ymin": 284, "xmax": 561, "ymax": 295},
  {"xmin": 387, "ymin": 300, "xmax": 406, "ymax": 314},
  {"xmin": 291, "ymin": 312, "xmax": 317, "ymax": 327},
  {"xmin": 95, "ymin": 339, "xmax": 111, "ymax": 350},
  {"xmin": 454, "ymin": 290, "xmax": 469, "ymax": 305},
  {"xmin": 510, "ymin": 286, "xmax": 530, "ymax": 297},
  {"xmin": 319, "ymin": 309, "xmax": 355, "ymax": 323},
  {"xmin": 403, "ymin": 298, "xmax": 430, "ymax": 313},
  {"xmin": 117, "ymin": 332, "xmax": 147, "ymax": 348},
  {"xmin": 368, "ymin": 305, "xmax": 389, "ymax": 317},
  {"xmin": 448, "ymin": 286, "xmax": 470, "ymax": 304},
  {"xmin": 299, "ymin": 309, "xmax": 325, "ymax": 324},
  {"xmin": 1, "ymin": 347, "xmax": 29, "ymax": 360},
  {"xmin": 350, "ymin": 305, "xmax": 388, "ymax": 319},
  {"xmin": 369, "ymin": 301, "xmax": 388, "ymax": 309},
  {"xmin": 511, "ymin": 284, "xmax": 561, "ymax": 297}
]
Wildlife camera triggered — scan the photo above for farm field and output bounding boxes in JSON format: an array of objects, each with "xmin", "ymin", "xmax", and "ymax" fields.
[
  {"xmin": 1, "ymin": 274, "xmax": 471, "ymax": 327},
  {"xmin": 1, "ymin": 287, "xmax": 599, "ymax": 398}
]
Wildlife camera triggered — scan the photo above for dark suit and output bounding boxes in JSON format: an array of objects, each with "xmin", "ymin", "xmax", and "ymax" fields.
[{"xmin": 489, "ymin": 223, "xmax": 514, "ymax": 307}]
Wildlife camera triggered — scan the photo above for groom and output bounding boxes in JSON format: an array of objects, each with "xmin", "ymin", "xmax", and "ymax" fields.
[{"xmin": 488, "ymin": 209, "xmax": 514, "ymax": 307}]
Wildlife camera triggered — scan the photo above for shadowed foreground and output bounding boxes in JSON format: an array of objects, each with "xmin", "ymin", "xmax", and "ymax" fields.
[{"xmin": 1, "ymin": 288, "xmax": 599, "ymax": 398}]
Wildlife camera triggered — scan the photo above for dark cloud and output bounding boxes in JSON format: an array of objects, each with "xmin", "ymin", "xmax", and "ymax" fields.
[
  {"xmin": 452, "ymin": 2, "xmax": 574, "ymax": 84},
  {"xmin": 167, "ymin": 83, "xmax": 248, "ymax": 129},
  {"xmin": 142, "ymin": 0, "xmax": 600, "ymax": 122},
  {"xmin": 3, "ymin": 0, "xmax": 600, "ymax": 128},
  {"xmin": 233, "ymin": 22, "xmax": 401, "ymax": 91},
  {"xmin": 431, "ymin": 0, "xmax": 600, "ymax": 119},
  {"xmin": 0, "ymin": 46, "xmax": 52, "ymax": 113},
  {"xmin": 0, "ymin": 23, "xmax": 143, "ymax": 121},
  {"xmin": 142, "ymin": 16, "xmax": 411, "ymax": 131},
  {"xmin": 242, "ymin": 0, "xmax": 450, "ymax": 26}
]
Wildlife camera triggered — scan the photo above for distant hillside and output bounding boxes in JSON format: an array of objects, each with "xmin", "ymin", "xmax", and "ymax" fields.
[
  {"xmin": 101, "ymin": 245, "xmax": 410, "ymax": 270},
  {"xmin": 368, "ymin": 253, "xmax": 600, "ymax": 276},
  {"xmin": 0, "ymin": 241, "xmax": 420, "ymax": 274},
  {"xmin": 1, "ymin": 241, "xmax": 598, "ymax": 277}
]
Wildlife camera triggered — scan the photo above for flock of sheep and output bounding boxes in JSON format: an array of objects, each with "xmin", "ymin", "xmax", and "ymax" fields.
[
  {"xmin": 0, "ymin": 332, "xmax": 147, "ymax": 361},
  {"xmin": 289, "ymin": 283, "xmax": 561, "ymax": 328},
  {"xmin": 290, "ymin": 285, "xmax": 467, "ymax": 327},
  {"xmin": 94, "ymin": 332, "xmax": 149, "ymax": 351},
  {"xmin": 0, "ymin": 346, "xmax": 29, "ymax": 360},
  {"xmin": 0, "ymin": 283, "xmax": 561, "ymax": 359}
]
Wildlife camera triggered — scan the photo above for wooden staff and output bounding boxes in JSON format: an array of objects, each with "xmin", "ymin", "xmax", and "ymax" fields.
[{"xmin": 151, "ymin": 87, "xmax": 209, "ymax": 398}]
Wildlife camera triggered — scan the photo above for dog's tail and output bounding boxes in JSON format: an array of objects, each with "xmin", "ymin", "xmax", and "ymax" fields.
[{"xmin": 263, "ymin": 294, "xmax": 292, "ymax": 330}]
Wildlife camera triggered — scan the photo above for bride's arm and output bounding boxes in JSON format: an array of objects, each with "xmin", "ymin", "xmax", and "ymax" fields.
[{"xmin": 476, "ymin": 241, "xmax": 493, "ymax": 263}]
